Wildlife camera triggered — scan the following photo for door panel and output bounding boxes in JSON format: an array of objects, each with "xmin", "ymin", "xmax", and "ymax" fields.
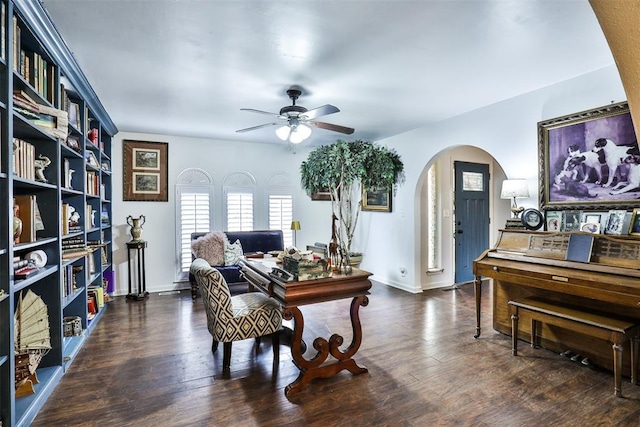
[{"xmin": 454, "ymin": 161, "xmax": 489, "ymax": 283}]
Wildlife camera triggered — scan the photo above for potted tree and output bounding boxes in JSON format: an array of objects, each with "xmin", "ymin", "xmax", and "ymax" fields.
[{"xmin": 300, "ymin": 140, "xmax": 405, "ymax": 270}]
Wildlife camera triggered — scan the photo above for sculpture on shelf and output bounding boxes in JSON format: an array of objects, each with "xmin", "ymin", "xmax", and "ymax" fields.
[
  {"xmin": 34, "ymin": 155, "xmax": 51, "ymax": 183},
  {"xmin": 127, "ymin": 215, "xmax": 146, "ymax": 242}
]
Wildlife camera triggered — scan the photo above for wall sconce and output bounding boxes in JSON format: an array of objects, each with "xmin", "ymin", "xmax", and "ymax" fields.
[
  {"xmin": 500, "ymin": 179, "xmax": 529, "ymax": 218},
  {"xmin": 290, "ymin": 220, "xmax": 301, "ymax": 247}
]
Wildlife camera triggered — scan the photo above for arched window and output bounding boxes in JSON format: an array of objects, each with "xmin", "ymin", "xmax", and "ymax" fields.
[
  {"xmin": 427, "ymin": 163, "xmax": 441, "ymax": 271},
  {"xmin": 175, "ymin": 168, "xmax": 213, "ymax": 281},
  {"xmin": 223, "ymin": 171, "xmax": 256, "ymax": 231}
]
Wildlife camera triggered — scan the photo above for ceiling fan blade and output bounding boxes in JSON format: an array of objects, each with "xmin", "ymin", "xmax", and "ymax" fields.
[
  {"xmin": 300, "ymin": 104, "xmax": 340, "ymax": 120},
  {"xmin": 309, "ymin": 120, "xmax": 355, "ymax": 135},
  {"xmin": 236, "ymin": 122, "xmax": 279, "ymax": 133},
  {"xmin": 240, "ymin": 108, "xmax": 281, "ymax": 117}
]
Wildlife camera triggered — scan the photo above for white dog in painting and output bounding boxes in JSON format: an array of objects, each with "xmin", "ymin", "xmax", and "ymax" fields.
[
  {"xmin": 592, "ymin": 138, "xmax": 639, "ymax": 187},
  {"xmin": 609, "ymin": 154, "xmax": 640, "ymax": 195}
]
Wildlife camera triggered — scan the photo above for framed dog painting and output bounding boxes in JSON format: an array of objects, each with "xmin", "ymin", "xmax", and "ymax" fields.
[{"xmin": 538, "ymin": 101, "xmax": 639, "ymax": 210}]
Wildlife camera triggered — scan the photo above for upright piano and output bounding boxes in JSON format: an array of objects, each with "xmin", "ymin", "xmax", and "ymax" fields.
[{"xmin": 473, "ymin": 229, "xmax": 640, "ymax": 374}]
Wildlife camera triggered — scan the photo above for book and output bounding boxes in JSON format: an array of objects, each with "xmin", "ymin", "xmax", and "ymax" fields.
[
  {"xmin": 14, "ymin": 265, "xmax": 39, "ymax": 279},
  {"xmin": 14, "ymin": 195, "xmax": 36, "ymax": 243}
]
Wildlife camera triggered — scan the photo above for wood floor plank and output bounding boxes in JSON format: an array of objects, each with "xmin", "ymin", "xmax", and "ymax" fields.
[{"xmin": 31, "ymin": 281, "xmax": 640, "ymax": 426}]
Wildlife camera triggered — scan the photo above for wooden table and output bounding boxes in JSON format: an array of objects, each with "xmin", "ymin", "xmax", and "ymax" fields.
[{"xmin": 239, "ymin": 259, "xmax": 372, "ymax": 397}]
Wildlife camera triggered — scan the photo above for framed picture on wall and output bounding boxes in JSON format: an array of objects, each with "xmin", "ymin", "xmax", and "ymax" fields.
[
  {"xmin": 362, "ymin": 186, "xmax": 392, "ymax": 212},
  {"xmin": 123, "ymin": 140, "xmax": 168, "ymax": 201},
  {"xmin": 538, "ymin": 101, "xmax": 638, "ymax": 211}
]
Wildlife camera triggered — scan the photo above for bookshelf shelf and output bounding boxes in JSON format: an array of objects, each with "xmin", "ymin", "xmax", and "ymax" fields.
[
  {"xmin": 62, "ymin": 285, "xmax": 85, "ymax": 308},
  {"xmin": 1, "ymin": 1, "xmax": 117, "ymax": 425}
]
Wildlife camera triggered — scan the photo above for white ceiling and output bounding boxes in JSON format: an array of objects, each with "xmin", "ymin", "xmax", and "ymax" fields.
[{"xmin": 41, "ymin": 0, "xmax": 615, "ymax": 147}]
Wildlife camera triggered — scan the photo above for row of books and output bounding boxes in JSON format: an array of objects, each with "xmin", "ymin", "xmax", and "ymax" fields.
[
  {"xmin": 13, "ymin": 16, "xmax": 57, "ymax": 104},
  {"xmin": 62, "ymin": 264, "xmax": 80, "ymax": 298},
  {"xmin": 14, "ymin": 194, "xmax": 44, "ymax": 244},
  {"xmin": 86, "ymin": 171, "xmax": 100, "ymax": 196},
  {"xmin": 13, "ymin": 138, "xmax": 36, "ymax": 181}
]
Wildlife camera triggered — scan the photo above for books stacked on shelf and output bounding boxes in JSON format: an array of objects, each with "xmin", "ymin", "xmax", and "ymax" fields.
[
  {"xmin": 12, "ymin": 138, "xmax": 35, "ymax": 180},
  {"xmin": 62, "ymin": 237, "xmax": 90, "ymax": 259},
  {"xmin": 12, "ymin": 256, "xmax": 41, "ymax": 280},
  {"xmin": 14, "ymin": 263, "xmax": 39, "ymax": 279},
  {"xmin": 14, "ymin": 194, "xmax": 44, "ymax": 243},
  {"xmin": 86, "ymin": 171, "xmax": 99, "ymax": 196},
  {"xmin": 62, "ymin": 264, "xmax": 79, "ymax": 298},
  {"xmin": 13, "ymin": 90, "xmax": 68, "ymax": 139},
  {"xmin": 88, "ymin": 285, "xmax": 105, "ymax": 310}
]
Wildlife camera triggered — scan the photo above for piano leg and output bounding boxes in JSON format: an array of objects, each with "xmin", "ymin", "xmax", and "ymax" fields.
[
  {"xmin": 474, "ymin": 275, "xmax": 482, "ymax": 338},
  {"xmin": 632, "ymin": 336, "xmax": 639, "ymax": 385},
  {"xmin": 613, "ymin": 343, "xmax": 623, "ymax": 397},
  {"xmin": 511, "ymin": 311, "xmax": 519, "ymax": 356}
]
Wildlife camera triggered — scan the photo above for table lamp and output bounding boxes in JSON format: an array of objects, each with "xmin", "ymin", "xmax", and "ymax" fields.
[
  {"xmin": 291, "ymin": 220, "xmax": 301, "ymax": 247},
  {"xmin": 500, "ymin": 179, "xmax": 529, "ymax": 218}
]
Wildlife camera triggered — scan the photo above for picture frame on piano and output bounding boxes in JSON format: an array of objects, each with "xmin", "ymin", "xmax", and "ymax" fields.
[
  {"xmin": 629, "ymin": 208, "xmax": 640, "ymax": 236},
  {"xmin": 538, "ymin": 101, "xmax": 638, "ymax": 211}
]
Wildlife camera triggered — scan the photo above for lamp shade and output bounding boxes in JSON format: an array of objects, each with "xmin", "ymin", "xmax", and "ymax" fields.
[
  {"xmin": 290, "ymin": 221, "xmax": 301, "ymax": 231},
  {"xmin": 500, "ymin": 179, "xmax": 530, "ymax": 199}
]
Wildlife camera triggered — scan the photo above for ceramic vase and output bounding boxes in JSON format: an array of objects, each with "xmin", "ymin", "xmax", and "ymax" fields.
[{"xmin": 126, "ymin": 215, "xmax": 146, "ymax": 242}]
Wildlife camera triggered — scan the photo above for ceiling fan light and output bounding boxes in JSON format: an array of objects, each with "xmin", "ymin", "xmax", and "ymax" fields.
[
  {"xmin": 275, "ymin": 125, "xmax": 291, "ymax": 141},
  {"xmin": 297, "ymin": 124, "xmax": 312, "ymax": 140},
  {"xmin": 289, "ymin": 130, "xmax": 305, "ymax": 144}
]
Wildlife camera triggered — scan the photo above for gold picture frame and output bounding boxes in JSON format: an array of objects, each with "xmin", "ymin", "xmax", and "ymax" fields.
[
  {"xmin": 362, "ymin": 186, "xmax": 392, "ymax": 212},
  {"xmin": 123, "ymin": 140, "xmax": 168, "ymax": 202}
]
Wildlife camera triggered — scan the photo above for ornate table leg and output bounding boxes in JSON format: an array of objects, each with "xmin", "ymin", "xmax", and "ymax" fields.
[
  {"xmin": 284, "ymin": 295, "xmax": 369, "ymax": 397},
  {"xmin": 474, "ymin": 275, "xmax": 482, "ymax": 338}
]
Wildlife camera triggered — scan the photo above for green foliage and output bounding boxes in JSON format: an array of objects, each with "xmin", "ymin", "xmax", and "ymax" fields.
[{"xmin": 300, "ymin": 139, "xmax": 405, "ymax": 195}]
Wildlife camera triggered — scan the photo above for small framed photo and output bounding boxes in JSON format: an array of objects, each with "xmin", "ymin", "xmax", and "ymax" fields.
[
  {"xmin": 579, "ymin": 222, "xmax": 600, "ymax": 234},
  {"xmin": 604, "ymin": 209, "xmax": 627, "ymax": 235},
  {"xmin": 582, "ymin": 212, "xmax": 602, "ymax": 225},
  {"xmin": 545, "ymin": 210, "xmax": 563, "ymax": 231},
  {"xmin": 362, "ymin": 186, "xmax": 392, "ymax": 212},
  {"xmin": 630, "ymin": 208, "xmax": 640, "ymax": 236},
  {"xmin": 562, "ymin": 210, "xmax": 582, "ymax": 232}
]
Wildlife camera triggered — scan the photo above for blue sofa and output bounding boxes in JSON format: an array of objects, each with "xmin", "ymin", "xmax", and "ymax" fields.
[{"xmin": 189, "ymin": 230, "xmax": 284, "ymax": 300}]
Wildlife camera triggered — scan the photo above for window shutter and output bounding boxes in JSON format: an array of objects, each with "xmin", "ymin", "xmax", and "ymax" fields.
[
  {"xmin": 268, "ymin": 194, "xmax": 293, "ymax": 247},
  {"xmin": 179, "ymin": 191, "xmax": 210, "ymax": 273},
  {"xmin": 226, "ymin": 191, "xmax": 254, "ymax": 231}
]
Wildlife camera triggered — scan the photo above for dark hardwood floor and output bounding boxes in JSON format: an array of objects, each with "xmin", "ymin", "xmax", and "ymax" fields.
[{"xmin": 33, "ymin": 281, "xmax": 640, "ymax": 426}]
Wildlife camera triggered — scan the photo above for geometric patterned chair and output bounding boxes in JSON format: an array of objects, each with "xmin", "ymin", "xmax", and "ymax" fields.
[{"xmin": 190, "ymin": 258, "xmax": 282, "ymax": 370}]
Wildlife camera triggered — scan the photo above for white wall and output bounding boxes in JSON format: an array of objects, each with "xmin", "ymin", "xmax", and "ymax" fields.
[{"xmin": 110, "ymin": 64, "xmax": 626, "ymax": 295}]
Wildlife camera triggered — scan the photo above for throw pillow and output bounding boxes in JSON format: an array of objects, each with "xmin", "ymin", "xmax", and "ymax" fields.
[
  {"xmin": 224, "ymin": 238, "xmax": 244, "ymax": 266},
  {"xmin": 191, "ymin": 232, "xmax": 226, "ymax": 266}
]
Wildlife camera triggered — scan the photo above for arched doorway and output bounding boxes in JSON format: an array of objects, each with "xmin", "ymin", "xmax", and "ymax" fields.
[{"xmin": 418, "ymin": 145, "xmax": 509, "ymax": 290}]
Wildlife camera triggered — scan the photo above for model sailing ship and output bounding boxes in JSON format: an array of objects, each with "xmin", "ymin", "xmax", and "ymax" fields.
[{"xmin": 14, "ymin": 289, "xmax": 51, "ymax": 397}]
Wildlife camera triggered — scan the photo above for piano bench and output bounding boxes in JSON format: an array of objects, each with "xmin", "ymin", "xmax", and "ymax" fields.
[{"xmin": 508, "ymin": 298, "xmax": 640, "ymax": 397}]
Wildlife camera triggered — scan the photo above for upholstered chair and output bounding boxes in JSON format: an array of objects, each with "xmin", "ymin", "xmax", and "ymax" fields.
[{"xmin": 190, "ymin": 258, "xmax": 282, "ymax": 370}]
